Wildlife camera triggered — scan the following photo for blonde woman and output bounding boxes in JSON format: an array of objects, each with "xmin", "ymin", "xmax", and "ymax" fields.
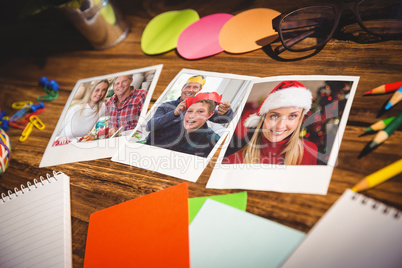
[
  {"xmin": 54, "ymin": 79, "xmax": 109, "ymax": 145},
  {"xmin": 224, "ymin": 81, "xmax": 318, "ymax": 165}
]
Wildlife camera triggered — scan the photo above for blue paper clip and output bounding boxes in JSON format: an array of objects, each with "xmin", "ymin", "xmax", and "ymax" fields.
[{"xmin": 10, "ymin": 102, "xmax": 45, "ymax": 122}]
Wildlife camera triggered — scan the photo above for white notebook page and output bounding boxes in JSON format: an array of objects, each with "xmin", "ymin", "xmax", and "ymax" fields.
[
  {"xmin": 282, "ymin": 189, "xmax": 402, "ymax": 268},
  {"xmin": 0, "ymin": 172, "xmax": 71, "ymax": 268}
]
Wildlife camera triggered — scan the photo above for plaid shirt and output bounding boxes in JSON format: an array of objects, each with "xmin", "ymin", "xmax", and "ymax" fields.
[{"xmin": 105, "ymin": 86, "xmax": 147, "ymax": 131}]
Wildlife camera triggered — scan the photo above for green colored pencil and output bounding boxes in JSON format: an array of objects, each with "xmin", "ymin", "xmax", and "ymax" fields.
[
  {"xmin": 369, "ymin": 112, "xmax": 402, "ymax": 149},
  {"xmin": 364, "ymin": 116, "xmax": 396, "ymax": 133}
]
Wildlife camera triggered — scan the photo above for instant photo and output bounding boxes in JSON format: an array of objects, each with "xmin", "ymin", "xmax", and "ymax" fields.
[
  {"xmin": 112, "ymin": 69, "xmax": 257, "ymax": 182},
  {"xmin": 206, "ymin": 75, "xmax": 359, "ymax": 195},
  {"xmin": 40, "ymin": 65, "xmax": 163, "ymax": 167}
]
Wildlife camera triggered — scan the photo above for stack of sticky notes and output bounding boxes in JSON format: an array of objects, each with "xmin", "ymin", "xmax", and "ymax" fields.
[
  {"xmin": 141, "ymin": 8, "xmax": 281, "ymax": 59},
  {"xmin": 83, "ymin": 183, "xmax": 305, "ymax": 267}
]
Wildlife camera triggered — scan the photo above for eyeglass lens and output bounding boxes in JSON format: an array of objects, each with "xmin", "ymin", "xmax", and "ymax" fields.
[
  {"xmin": 279, "ymin": 0, "xmax": 402, "ymax": 52},
  {"xmin": 280, "ymin": 6, "xmax": 336, "ymax": 52},
  {"xmin": 358, "ymin": 0, "xmax": 402, "ymax": 35}
]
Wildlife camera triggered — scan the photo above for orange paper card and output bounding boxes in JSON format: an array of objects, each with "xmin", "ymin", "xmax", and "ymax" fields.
[{"xmin": 84, "ymin": 182, "xmax": 190, "ymax": 268}]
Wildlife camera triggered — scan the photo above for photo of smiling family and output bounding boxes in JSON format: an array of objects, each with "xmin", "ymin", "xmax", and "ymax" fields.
[
  {"xmin": 40, "ymin": 65, "xmax": 163, "ymax": 168},
  {"xmin": 112, "ymin": 69, "xmax": 255, "ymax": 182},
  {"xmin": 206, "ymin": 75, "xmax": 359, "ymax": 195}
]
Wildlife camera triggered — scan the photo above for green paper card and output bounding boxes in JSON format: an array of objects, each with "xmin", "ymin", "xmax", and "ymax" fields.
[{"xmin": 188, "ymin": 192, "xmax": 247, "ymax": 223}]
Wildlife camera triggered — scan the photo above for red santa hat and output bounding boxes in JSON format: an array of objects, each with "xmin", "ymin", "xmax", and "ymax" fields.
[
  {"xmin": 244, "ymin": 81, "xmax": 312, "ymax": 128},
  {"xmin": 185, "ymin": 92, "xmax": 222, "ymax": 108}
]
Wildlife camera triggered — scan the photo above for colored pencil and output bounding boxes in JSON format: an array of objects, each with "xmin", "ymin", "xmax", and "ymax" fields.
[
  {"xmin": 384, "ymin": 86, "xmax": 402, "ymax": 110},
  {"xmin": 359, "ymin": 112, "xmax": 402, "ymax": 158},
  {"xmin": 351, "ymin": 159, "xmax": 402, "ymax": 192},
  {"xmin": 363, "ymin": 116, "xmax": 395, "ymax": 133},
  {"xmin": 369, "ymin": 112, "xmax": 402, "ymax": 148},
  {"xmin": 364, "ymin": 81, "xmax": 402, "ymax": 95}
]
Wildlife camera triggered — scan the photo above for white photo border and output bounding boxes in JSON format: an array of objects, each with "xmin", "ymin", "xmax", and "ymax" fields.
[
  {"xmin": 206, "ymin": 75, "xmax": 359, "ymax": 194},
  {"xmin": 39, "ymin": 64, "xmax": 163, "ymax": 168},
  {"xmin": 111, "ymin": 68, "xmax": 257, "ymax": 182}
]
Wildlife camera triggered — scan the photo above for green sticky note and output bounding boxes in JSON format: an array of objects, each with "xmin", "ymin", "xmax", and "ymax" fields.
[
  {"xmin": 188, "ymin": 192, "xmax": 247, "ymax": 223},
  {"xmin": 141, "ymin": 9, "xmax": 199, "ymax": 55}
]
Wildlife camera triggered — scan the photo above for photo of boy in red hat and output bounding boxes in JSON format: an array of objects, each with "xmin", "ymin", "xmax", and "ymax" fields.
[
  {"xmin": 145, "ymin": 75, "xmax": 233, "ymax": 147},
  {"xmin": 168, "ymin": 92, "xmax": 222, "ymax": 158}
]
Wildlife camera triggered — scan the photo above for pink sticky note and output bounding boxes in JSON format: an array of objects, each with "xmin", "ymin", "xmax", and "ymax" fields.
[{"xmin": 177, "ymin": 13, "xmax": 233, "ymax": 60}]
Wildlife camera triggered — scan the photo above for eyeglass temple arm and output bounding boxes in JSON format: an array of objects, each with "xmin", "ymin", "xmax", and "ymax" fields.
[{"xmin": 274, "ymin": 29, "xmax": 315, "ymax": 54}]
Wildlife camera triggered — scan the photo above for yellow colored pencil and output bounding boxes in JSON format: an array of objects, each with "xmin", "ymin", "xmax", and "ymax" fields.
[{"xmin": 351, "ymin": 159, "xmax": 402, "ymax": 192}]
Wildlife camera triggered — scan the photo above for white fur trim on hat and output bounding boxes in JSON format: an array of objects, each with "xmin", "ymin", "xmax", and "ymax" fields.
[
  {"xmin": 244, "ymin": 86, "xmax": 312, "ymax": 128},
  {"xmin": 243, "ymin": 113, "xmax": 261, "ymax": 128},
  {"xmin": 259, "ymin": 87, "xmax": 312, "ymax": 115}
]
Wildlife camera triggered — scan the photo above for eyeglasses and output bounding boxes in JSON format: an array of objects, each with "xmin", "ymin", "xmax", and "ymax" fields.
[{"xmin": 272, "ymin": 0, "xmax": 402, "ymax": 54}]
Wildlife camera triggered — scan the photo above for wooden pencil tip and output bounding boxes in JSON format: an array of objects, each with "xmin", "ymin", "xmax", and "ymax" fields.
[{"xmin": 363, "ymin": 90, "xmax": 372, "ymax": 95}]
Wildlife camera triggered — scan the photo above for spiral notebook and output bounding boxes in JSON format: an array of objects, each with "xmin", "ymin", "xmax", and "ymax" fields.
[
  {"xmin": 282, "ymin": 189, "xmax": 402, "ymax": 268},
  {"xmin": 0, "ymin": 172, "xmax": 71, "ymax": 268}
]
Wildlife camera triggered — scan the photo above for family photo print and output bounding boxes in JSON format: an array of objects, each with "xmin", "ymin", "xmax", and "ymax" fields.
[{"xmin": 40, "ymin": 65, "xmax": 162, "ymax": 167}]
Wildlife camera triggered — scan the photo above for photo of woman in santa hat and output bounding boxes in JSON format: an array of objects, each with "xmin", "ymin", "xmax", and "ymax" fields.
[{"xmin": 223, "ymin": 80, "xmax": 318, "ymax": 165}]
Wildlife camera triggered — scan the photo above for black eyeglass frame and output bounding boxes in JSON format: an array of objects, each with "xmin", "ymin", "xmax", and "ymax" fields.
[{"xmin": 272, "ymin": 0, "xmax": 400, "ymax": 53}]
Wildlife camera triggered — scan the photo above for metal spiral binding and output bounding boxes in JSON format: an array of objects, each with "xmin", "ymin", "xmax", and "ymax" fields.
[
  {"xmin": 395, "ymin": 210, "xmax": 401, "ymax": 219},
  {"xmin": 20, "ymin": 184, "xmax": 26, "ymax": 194},
  {"xmin": 351, "ymin": 191, "xmax": 400, "ymax": 219},
  {"xmin": 0, "ymin": 171, "xmax": 59, "ymax": 203}
]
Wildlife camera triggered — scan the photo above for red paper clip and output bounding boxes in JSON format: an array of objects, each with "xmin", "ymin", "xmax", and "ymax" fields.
[
  {"xmin": 21, "ymin": 108, "xmax": 46, "ymax": 125},
  {"xmin": 9, "ymin": 120, "xmax": 26, "ymax": 130}
]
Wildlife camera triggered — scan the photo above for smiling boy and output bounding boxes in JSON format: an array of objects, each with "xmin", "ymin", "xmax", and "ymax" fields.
[
  {"xmin": 168, "ymin": 92, "xmax": 222, "ymax": 158},
  {"xmin": 145, "ymin": 75, "xmax": 233, "ymax": 147}
]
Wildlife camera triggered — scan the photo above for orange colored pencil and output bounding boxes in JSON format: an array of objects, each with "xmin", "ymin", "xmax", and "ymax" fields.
[{"xmin": 364, "ymin": 81, "xmax": 402, "ymax": 95}]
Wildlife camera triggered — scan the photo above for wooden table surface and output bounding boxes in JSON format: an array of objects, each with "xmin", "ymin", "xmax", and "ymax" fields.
[{"xmin": 0, "ymin": 0, "xmax": 401, "ymax": 267}]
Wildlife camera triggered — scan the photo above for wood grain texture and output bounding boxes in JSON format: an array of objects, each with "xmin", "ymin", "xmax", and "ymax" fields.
[{"xmin": 0, "ymin": 1, "xmax": 401, "ymax": 267}]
